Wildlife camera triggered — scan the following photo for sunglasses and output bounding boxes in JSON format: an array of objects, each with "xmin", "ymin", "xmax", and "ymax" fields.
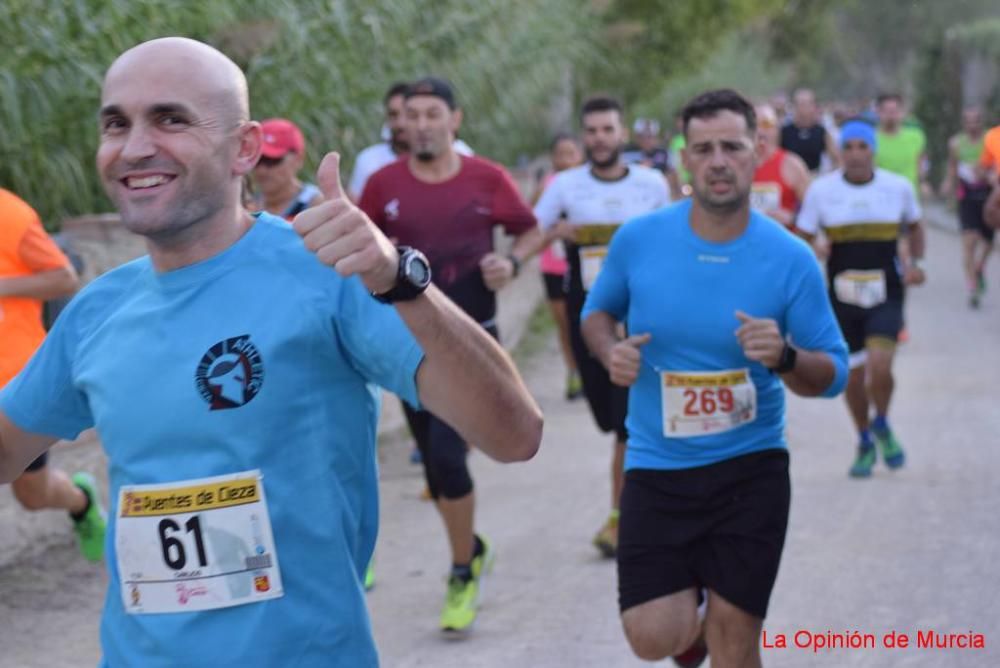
[{"xmin": 257, "ymin": 154, "xmax": 287, "ymax": 168}]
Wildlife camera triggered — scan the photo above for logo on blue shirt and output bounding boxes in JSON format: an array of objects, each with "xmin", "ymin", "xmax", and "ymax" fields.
[{"xmin": 195, "ymin": 335, "xmax": 265, "ymax": 410}]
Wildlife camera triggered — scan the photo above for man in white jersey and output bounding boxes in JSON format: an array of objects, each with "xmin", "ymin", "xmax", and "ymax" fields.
[
  {"xmin": 349, "ymin": 82, "xmax": 473, "ymax": 201},
  {"xmin": 531, "ymin": 95, "xmax": 669, "ymax": 557},
  {"xmin": 797, "ymin": 121, "xmax": 926, "ymax": 478}
]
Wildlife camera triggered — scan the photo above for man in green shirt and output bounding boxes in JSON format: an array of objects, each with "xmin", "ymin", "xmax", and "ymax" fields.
[
  {"xmin": 876, "ymin": 93, "xmax": 927, "ymax": 195},
  {"xmin": 668, "ymin": 112, "xmax": 690, "ymax": 195},
  {"xmin": 941, "ymin": 106, "xmax": 993, "ymax": 308}
]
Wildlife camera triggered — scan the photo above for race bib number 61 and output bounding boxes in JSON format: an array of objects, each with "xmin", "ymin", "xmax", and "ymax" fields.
[{"xmin": 115, "ymin": 470, "xmax": 283, "ymax": 614}]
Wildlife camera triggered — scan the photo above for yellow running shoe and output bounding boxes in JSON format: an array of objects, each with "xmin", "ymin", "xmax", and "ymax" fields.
[
  {"xmin": 440, "ymin": 575, "xmax": 480, "ymax": 632},
  {"xmin": 592, "ymin": 511, "xmax": 619, "ymax": 558},
  {"xmin": 364, "ymin": 558, "xmax": 375, "ymax": 591}
]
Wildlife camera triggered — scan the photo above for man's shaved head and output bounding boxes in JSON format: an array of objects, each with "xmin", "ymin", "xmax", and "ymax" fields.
[
  {"xmin": 103, "ymin": 37, "xmax": 249, "ymax": 125},
  {"xmin": 97, "ymin": 37, "xmax": 262, "ymax": 248}
]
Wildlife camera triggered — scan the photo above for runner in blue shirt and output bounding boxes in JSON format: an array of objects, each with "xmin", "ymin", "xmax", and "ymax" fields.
[
  {"xmin": 0, "ymin": 37, "xmax": 542, "ymax": 668},
  {"xmin": 582, "ymin": 89, "xmax": 847, "ymax": 668}
]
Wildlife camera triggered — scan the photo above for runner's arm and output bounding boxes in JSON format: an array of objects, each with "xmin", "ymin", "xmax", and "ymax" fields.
[
  {"xmin": 666, "ymin": 170, "xmax": 682, "ymax": 201},
  {"xmin": 401, "ymin": 287, "xmax": 542, "ymax": 462},
  {"xmin": 297, "ymin": 153, "xmax": 542, "ymax": 463},
  {"xmin": 780, "ymin": 254, "xmax": 849, "ymax": 399},
  {"xmin": 782, "ymin": 152, "xmax": 812, "ymax": 203},
  {"xmin": 776, "ymin": 348, "xmax": 838, "ymax": 397},
  {"xmin": 985, "ymin": 187, "xmax": 1000, "ymax": 229},
  {"xmin": 523, "ymin": 173, "xmax": 575, "ymax": 256},
  {"xmin": 582, "ymin": 310, "xmax": 620, "ymax": 373},
  {"xmin": 0, "ymin": 266, "xmax": 78, "ymax": 300},
  {"xmin": 903, "ymin": 221, "xmax": 926, "ymax": 262},
  {"xmin": 0, "ymin": 411, "xmax": 58, "ymax": 484},
  {"xmin": 793, "ymin": 180, "xmax": 821, "ymax": 244},
  {"xmin": 824, "ymin": 130, "xmax": 840, "ymax": 169},
  {"xmin": 940, "ymin": 136, "xmax": 959, "ymax": 199},
  {"xmin": 509, "ymin": 227, "xmax": 545, "ymax": 263}
]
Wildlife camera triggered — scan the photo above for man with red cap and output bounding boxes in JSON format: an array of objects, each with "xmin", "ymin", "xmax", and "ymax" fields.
[{"xmin": 252, "ymin": 118, "xmax": 323, "ymax": 220}]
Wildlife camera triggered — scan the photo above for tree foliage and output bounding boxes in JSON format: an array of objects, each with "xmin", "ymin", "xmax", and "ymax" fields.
[
  {"xmin": 2, "ymin": 0, "xmax": 794, "ymax": 227},
  {"xmin": 0, "ymin": 0, "xmax": 600, "ymax": 226},
  {"xmin": 584, "ymin": 0, "xmax": 784, "ymax": 104}
]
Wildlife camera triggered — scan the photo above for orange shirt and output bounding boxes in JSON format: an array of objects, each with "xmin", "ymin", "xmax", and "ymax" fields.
[
  {"xmin": 0, "ymin": 189, "xmax": 71, "ymax": 387},
  {"xmin": 980, "ymin": 126, "xmax": 1000, "ymax": 176}
]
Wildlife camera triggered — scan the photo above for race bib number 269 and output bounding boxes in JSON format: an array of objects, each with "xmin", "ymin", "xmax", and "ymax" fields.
[
  {"xmin": 115, "ymin": 470, "xmax": 283, "ymax": 614},
  {"xmin": 661, "ymin": 369, "xmax": 757, "ymax": 437}
]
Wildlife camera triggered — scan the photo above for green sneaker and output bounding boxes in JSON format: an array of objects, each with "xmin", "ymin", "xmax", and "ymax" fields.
[
  {"xmin": 470, "ymin": 534, "xmax": 495, "ymax": 580},
  {"xmin": 440, "ymin": 575, "xmax": 480, "ymax": 632},
  {"xmin": 565, "ymin": 371, "xmax": 583, "ymax": 400},
  {"xmin": 364, "ymin": 558, "xmax": 375, "ymax": 591},
  {"xmin": 873, "ymin": 428, "xmax": 905, "ymax": 469},
  {"xmin": 592, "ymin": 510, "xmax": 619, "ymax": 558},
  {"xmin": 71, "ymin": 472, "xmax": 106, "ymax": 562},
  {"xmin": 848, "ymin": 445, "xmax": 876, "ymax": 478}
]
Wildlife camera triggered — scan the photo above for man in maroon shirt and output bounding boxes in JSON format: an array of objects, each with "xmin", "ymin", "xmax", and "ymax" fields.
[{"xmin": 360, "ymin": 76, "xmax": 542, "ymax": 633}]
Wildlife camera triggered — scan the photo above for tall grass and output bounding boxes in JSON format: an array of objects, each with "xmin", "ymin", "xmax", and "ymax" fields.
[{"xmin": 1, "ymin": 0, "xmax": 599, "ymax": 227}]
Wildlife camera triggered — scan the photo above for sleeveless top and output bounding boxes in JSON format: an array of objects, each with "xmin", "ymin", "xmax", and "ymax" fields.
[
  {"xmin": 780, "ymin": 123, "xmax": 827, "ymax": 171},
  {"xmin": 752, "ymin": 149, "xmax": 799, "ymax": 221}
]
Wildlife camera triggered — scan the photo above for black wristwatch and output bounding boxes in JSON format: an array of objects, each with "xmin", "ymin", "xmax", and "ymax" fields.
[
  {"xmin": 372, "ymin": 247, "xmax": 432, "ymax": 304},
  {"xmin": 770, "ymin": 342, "xmax": 798, "ymax": 374},
  {"xmin": 507, "ymin": 254, "xmax": 522, "ymax": 278}
]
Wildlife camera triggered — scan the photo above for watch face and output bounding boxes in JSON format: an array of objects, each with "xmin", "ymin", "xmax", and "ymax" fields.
[{"xmin": 405, "ymin": 254, "xmax": 431, "ymax": 285}]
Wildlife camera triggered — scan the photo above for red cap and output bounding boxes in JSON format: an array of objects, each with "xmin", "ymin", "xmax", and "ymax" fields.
[{"xmin": 260, "ymin": 118, "xmax": 305, "ymax": 158}]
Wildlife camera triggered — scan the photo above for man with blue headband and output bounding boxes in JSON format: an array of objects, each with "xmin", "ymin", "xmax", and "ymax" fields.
[{"xmin": 797, "ymin": 119, "xmax": 927, "ymax": 478}]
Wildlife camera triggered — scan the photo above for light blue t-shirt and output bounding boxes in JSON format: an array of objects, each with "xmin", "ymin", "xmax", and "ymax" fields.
[
  {"xmin": 582, "ymin": 200, "xmax": 847, "ymax": 470},
  {"xmin": 0, "ymin": 214, "xmax": 424, "ymax": 667}
]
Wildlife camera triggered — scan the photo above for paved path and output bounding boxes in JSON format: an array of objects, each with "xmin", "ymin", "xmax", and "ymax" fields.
[{"xmin": 1, "ymin": 222, "xmax": 998, "ymax": 667}]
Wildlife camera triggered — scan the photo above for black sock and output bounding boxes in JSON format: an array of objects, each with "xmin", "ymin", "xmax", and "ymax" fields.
[
  {"xmin": 69, "ymin": 484, "xmax": 92, "ymax": 522},
  {"xmin": 451, "ymin": 564, "xmax": 473, "ymax": 582},
  {"xmin": 472, "ymin": 535, "xmax": 485, "ymax": 559}
]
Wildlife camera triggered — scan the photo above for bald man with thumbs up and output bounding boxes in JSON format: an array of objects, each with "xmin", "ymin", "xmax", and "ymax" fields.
[
  {"xmin": 0, "ymin": 38, "xmax": 540, "ymax": 667},
  {"xmin": 582, "ymin": 89, "xmax": 848, "ymax": 668}
]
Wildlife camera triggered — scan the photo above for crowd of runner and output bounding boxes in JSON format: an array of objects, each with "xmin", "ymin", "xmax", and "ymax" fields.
[{"xmin": 1, "ymin": 37, "xmax": 999, "ymax": 667}]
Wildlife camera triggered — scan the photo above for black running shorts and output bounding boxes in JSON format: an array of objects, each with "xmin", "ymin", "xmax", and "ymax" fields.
[
  {"xmin": 832, "ymin": 298, "xmax": 904, "ymax": 354},
  {"xmin": 542, "ymin": 272, "xmax": 567, "ymax": 301},
  {"xmin": 617, "ymin": 449, "xmax": 791, "ymax": 619},
  {"xmin": 567, "ymin": 298, "xmax": 627, "ymax": 441},
  {"xmin": 959, "ymin": 193, "xmax": 996, "ymax": 243}
]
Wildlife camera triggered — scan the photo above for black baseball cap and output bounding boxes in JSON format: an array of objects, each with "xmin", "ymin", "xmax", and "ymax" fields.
[{"xmin": 405, "ymin": 76, "xmax": 457, "ymax": 110}]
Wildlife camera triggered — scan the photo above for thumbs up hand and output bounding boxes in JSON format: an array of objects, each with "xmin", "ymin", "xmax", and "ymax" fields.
[
  {"xmin": 734, "ymin": 310, "xmax": 784, "ymax": 368},
  {"xmin": 608, "ymin": 333, "xmax": 652, "ymax": 387},
  {"xmin": 292, "ymin": 152, "xmax": 399, "ymax": 294}
]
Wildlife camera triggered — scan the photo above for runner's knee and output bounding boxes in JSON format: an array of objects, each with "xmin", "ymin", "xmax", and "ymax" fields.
[
  {"xmin": 424, "ymin": 421, "xmax": 473, "ymax": 500},
  {"xmin": 621, "ymin": 597, "xmax": 699, "ymax": 660},
  {"xmin": 11, "ymin": 472, "xmax": 49, "ymax": 511}
]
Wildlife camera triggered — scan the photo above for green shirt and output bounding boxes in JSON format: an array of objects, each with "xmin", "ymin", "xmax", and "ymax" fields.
[
  {"xmin": 876, "ymin": 126, "xmax": 926, "ymax": 190},
  {"xmin": 668, "ymin": 134, "xmax": 688, "ymax": 184}
]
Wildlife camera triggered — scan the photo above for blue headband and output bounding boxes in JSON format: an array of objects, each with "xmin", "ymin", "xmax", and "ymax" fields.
[{"xmin": 839, "ymin": 121, "xmax": 877, "ymax": 153}]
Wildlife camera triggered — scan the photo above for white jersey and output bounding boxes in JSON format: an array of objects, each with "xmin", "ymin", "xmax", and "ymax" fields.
[
  {"xmin": 533, "ymin": 163, "xmax": 669, "ymax": 230},
  {"xmin": 797, "ymin": 168, "xmax": 920, "ymax": 304},
  {"xmin": 796, "ymin": 168, "xmax": 921, "ymax": 239},
  {"xmin": 533, "ymin": 163, "xmax": 669, "ymax": 293},
  {"xmin": 349, "ymin": 140, "xmax": 474, "ymax": 200}
]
